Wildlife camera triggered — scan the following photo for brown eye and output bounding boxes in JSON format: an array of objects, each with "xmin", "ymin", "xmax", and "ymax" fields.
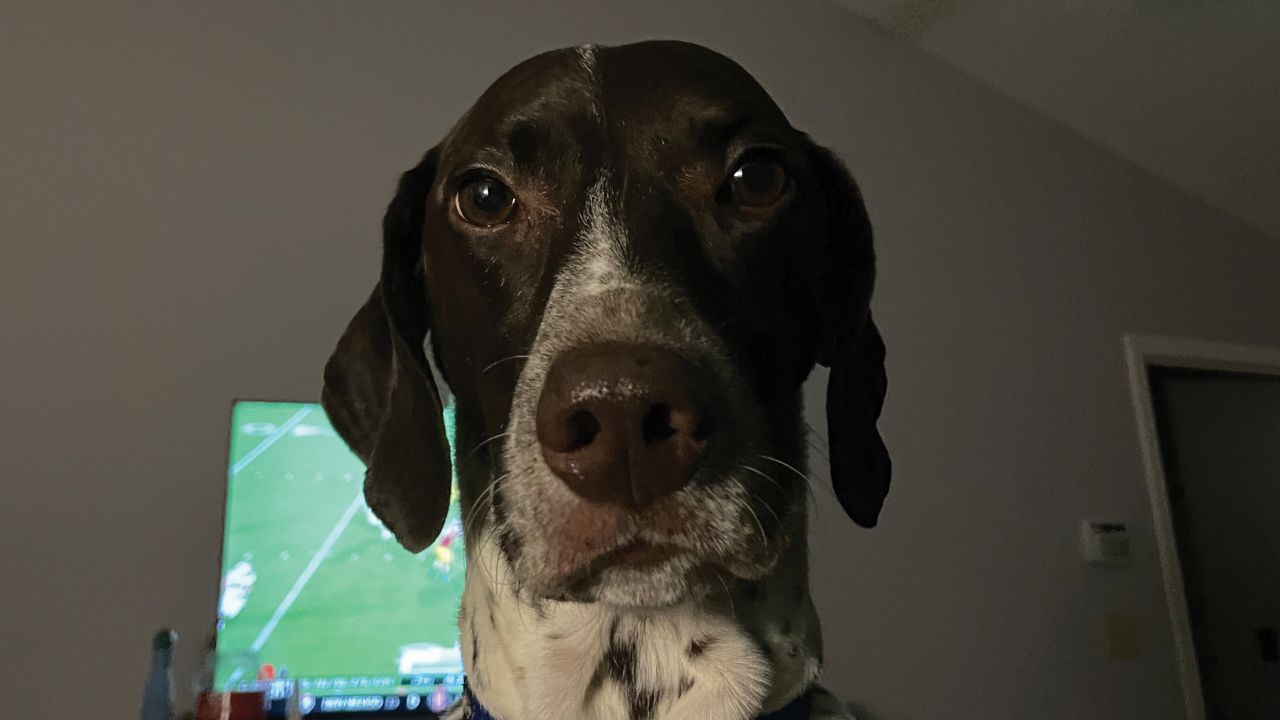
[
  {"xmin": 455, "ymin": 176, "xmax": 517, "ymax": 227},
  {"xmin": 729, "ymin": 159, "xmax": 788, "ymax": 208}
]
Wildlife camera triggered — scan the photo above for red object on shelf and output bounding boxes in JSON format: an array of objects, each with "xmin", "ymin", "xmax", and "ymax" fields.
[{"xmin": 195, "ymin": 691, "xmax": 267, "ymax": 720}]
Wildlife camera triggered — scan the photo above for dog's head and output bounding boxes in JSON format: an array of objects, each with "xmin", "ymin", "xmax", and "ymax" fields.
[{"xmin": 323, "ymin": 41, "xmax": 889, "ymax": 608}]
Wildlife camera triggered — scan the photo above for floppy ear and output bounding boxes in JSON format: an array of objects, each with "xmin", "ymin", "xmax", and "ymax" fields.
[
  {"xmin": 808, "ymin": 143, "xmax": 892, "ymax": 528},
  {"xmin": 321, "ymin": 148, "xmax": 451, "ymax": 553}
]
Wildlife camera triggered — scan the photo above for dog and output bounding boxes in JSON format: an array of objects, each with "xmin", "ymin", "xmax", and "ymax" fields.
[{"xmin": 321, "ymin": 40, "xmax": 890, "ymax": 720}]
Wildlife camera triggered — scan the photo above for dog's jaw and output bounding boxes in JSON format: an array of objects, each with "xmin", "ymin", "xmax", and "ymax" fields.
[{"xmin": 458, "ymin": 515, "xmax": 823, "ymax": 720}]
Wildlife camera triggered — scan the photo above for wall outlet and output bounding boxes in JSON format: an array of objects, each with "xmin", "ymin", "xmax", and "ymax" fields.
[{"xmin": 1102, "ymin": 612, "xmax": 1143, "ymax": 660}]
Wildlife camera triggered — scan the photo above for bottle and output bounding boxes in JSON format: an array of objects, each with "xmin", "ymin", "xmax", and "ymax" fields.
[
  {"xmin": 140, "ymin": 629, "xmax": 177, "ymax": 720},
  {"xmin": 285, "ymin": 679, "xmax": 303, "ymax": 720},
  {"xmin": 191, "ymin": 626, "xmax": 217, "ymax": 700}
]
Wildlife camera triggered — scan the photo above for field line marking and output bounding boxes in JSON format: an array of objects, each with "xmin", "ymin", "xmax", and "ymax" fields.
[
  {"xmin": 231, "ymin": 406, "xmax": 313, "ymax": 476},
  {"xmin": 248, "ymin": 491, "xmax": 364, "ymax": 653}
]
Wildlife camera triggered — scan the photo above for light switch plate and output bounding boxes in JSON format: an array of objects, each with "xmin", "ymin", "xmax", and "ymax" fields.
[{"xmin": 1082, "ymin": 520, "xmax": 1131, "ymax": 566}]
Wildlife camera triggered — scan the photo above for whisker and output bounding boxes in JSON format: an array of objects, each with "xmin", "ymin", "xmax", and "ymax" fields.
[
  {"xmin": 746, "ymin": 488, "xmax": 785, "ymax": 528},
  {"xmin": 804, "ymin": 439, "xmax": 829, "ymax": 463},
  {"xmin": 747, "ymin": 456, "xmax": 814, "ymax": 507},
  {"xmin": 741, "ymin": 497, "xmax": 769, "ymax": 556},
  {"xmin": 742, "ymin": 462, "xmax": 781, "ymax": 487},
  {"xmin": 482, "ymin": 355, "xmax": 530, "ymax": 374},
  {"xmin": 513, "ymin": 578, "xmax": 530, "ymax": 632},
  {"xmin": 463, "ymin": 474, "xmax": 504, "ymax": 536},
  {"xmin": 485, "ymin": 529, "xmax": 515, "ymax": 591},
  {"xmin": 468, "ymin": 432, "xmax": 512, "ymax": 457},
  {"xmin": 472, "ymin": 532, "xmax": 500, "ymax": 589},
  {"xmin": 464, "ymin": 478, "xmax": 519, "ymax": 594},
  {"xmin": 803, "ymin": 421, "xmax": 830, "ymax": 454},
  {"xmin": 741, "ymin": 464, "xmax": 789, "ymax": 497},
  {"xmin": 757, "ymin": 455, "xmax": 809, "ymax": 483},
  {"xmin": 738, "ymin": 467, "xmax": 792, "ymax": 533},
  {"xmin": 714, "ymin": 569, "xmax": 737, "ymax": 621},
  {"xmin": 473, "ymin": 529, "xmax": 500, "ymax": 588},
  {"xmin": 492, "ymin": 524, "xmax": 515, "ymax": 589}
]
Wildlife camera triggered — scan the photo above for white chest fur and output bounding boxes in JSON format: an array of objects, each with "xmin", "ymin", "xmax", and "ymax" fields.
[{"xmin": 456, "ymin": 534, "xmax": 834, "ymax": 720}]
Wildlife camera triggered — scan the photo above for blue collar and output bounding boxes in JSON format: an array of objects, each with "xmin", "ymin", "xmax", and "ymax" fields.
[{"xmin": 463, "ymin": 684, "xmax": 814, "ymax": 720}]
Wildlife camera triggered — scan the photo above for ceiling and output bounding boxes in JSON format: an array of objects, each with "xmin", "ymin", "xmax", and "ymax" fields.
[{"xmin": 835, "ymin": 0, "xmax": 1280, "ymax": 239}]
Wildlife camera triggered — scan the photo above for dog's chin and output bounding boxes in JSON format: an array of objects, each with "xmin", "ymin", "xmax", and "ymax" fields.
[
  {"xmin": 542, "ymin": 554, "xmax": 715, "ymax": 607},
  {"xmin": 594, "ymin": 555, "xmax": 714, "ymax": 607},
  {"xmin": 526, "ymin": 546, "xmax": 778, "ymax": 608}
]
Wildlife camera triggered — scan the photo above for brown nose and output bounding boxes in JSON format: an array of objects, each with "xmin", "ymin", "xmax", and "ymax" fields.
[{"xmin": 535, "ymin": 344, "xmax": 712, "ymax": 507}]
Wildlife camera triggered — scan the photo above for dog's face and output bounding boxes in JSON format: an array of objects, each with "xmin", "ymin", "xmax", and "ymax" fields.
[{"xmin": 323, "ymin": 41, "xmax": 889, "ymax": 608}]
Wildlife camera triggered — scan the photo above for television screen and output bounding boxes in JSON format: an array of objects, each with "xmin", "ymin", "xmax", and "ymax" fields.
[{"xmin": 216, "ymin": 400, "xmax": 464, "ymax": 716}]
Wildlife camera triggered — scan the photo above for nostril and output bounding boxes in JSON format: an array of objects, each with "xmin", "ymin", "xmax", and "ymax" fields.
[
  {"xmin": 642, "ymin": 403, "xmax": 677, "ymax": 444},
  {"xmin": 566, "ymin": 409, "xmax": 601, "ymax": 451},
  {"xmin": 642, "ymin": 403, "xmax": 710, "ymax": 445}
]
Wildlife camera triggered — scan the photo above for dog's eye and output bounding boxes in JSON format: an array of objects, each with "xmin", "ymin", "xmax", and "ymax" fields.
[
  {"xmin": 455, "ymin": 176, "xmax": 517, "ymax": 227},
  {"xmin": 729, "ymin": 159, "xmax": 788, "ymax": 208}
]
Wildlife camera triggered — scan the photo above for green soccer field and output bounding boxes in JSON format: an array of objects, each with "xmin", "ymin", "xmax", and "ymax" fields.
[{"xmin": 214, "ymin": 401, "xmax": 465, "ymax": 696}]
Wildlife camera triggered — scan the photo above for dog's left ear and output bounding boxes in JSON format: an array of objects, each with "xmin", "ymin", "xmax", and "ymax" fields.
[{"xmin": 806, "ymin": 142, "xmax": 892, "ymax": 528}]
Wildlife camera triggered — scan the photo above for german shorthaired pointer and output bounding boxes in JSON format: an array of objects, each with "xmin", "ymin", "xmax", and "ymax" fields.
[{"xmin": 322, "ymin": 40, "xmax": 890, "ymax": 720}]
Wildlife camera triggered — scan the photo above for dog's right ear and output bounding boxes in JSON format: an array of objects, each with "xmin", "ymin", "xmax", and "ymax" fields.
[
  {"xmin": 322, "ymin": 148, "xmax": 451, "ymax": 553},
  {"xmin": 805, "ymin": 142, "xmax": 892, "ymax": 529}
]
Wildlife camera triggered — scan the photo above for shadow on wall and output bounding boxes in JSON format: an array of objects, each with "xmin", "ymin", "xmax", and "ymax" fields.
[{"xmin": 848, "ymin": 702, "xmax": 880, "ymax": 720}]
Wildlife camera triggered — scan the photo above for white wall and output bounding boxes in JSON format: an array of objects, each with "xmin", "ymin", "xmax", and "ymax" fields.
[
  {"xmin": 837, "ymin": 0, "xmax": 1280, "ymax": 240},
  {"xmin": 2, "ymin": 2, "xmax": 1279, "ymax": 719}
]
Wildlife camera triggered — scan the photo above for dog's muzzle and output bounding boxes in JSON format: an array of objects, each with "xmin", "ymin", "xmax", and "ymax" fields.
[{"xmin": 534, "ymin": 343, "xmax": 717, "ymax": 508}]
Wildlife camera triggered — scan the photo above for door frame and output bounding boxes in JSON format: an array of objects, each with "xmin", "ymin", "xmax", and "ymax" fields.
[{"xmin": 1123, "ymin": 334, "xmax": 1280, "ymax": 720}]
